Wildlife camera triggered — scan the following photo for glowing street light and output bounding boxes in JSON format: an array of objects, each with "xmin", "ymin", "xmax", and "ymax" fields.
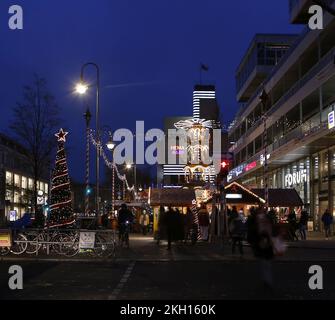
[
  {"xmin": 75, "ymin": 82, "xmax": 89, "ymax": 95},
  {"xmin": 106, "ymin": 140, "xmax": 115, "ymax": 151},
  {"xmin": 125, "ymin": 163, "xmax": 132, "ymax": 170}
]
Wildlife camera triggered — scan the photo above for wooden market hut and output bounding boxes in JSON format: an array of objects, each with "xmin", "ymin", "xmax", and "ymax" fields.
[
  {"xmin": 224, "ymin": 182, "xmax": 303, "ymax": 213},
  {"xmin": 149, "ymin": 188, "xmax": 196, "ymax": 237}
]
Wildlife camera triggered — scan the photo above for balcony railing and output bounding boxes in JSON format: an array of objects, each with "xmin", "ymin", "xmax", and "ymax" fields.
[
  {"xmin": 232, "ymin": 25, "xmax": 310, "ymax": 129},
  {"xmin": 230, "ymin": 46, "xmax": 335, "ymax": 153},
  {"xmin": 229, "ymin": 107, "xmax": 332, "ymax": 179}
]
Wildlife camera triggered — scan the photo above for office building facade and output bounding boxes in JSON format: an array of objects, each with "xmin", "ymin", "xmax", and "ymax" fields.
[
  {"xmin": 228, "ymin": 1, "xmax": 335, "ymax": 230},
  {"xmin": 0, "ymin": 133, "xmax": 49, "ymax": 222}
]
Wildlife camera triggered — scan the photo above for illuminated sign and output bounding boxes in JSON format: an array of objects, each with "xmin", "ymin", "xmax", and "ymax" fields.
[
  {"xmin": 328, "ymin": 111, "xmax": 335, "ymax": 130},
  {"xmin": 245, "ymin": 161, "xmax": 257, "ymax": 172},
  {"xmin": 285, "ymin": 169, "xmax": 307, "ymax": 187},
  {"xmin": 260, "ymin": 154, "xmax": 271, "ymax": 166},
  {"xmin": 226, "ymin": 194, "xmax": 242, "ymax": 199},
  {"xmin": 170, "ymin": 145, "xmax": 186, "ymax": 155}
]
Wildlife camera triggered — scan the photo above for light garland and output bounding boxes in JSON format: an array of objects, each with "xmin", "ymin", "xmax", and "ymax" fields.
[{"xmin": 89, "ymin": 130, "xmax": 136, "ymax": 195}]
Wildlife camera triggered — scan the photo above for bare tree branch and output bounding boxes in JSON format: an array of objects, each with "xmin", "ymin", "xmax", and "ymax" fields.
[{"xmin": 10, "ymin": 75, "xmax": 62, "ymax": 215}]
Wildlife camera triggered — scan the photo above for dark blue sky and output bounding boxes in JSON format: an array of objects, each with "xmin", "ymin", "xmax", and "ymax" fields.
[{"xmin": 0, "ymin": 1, "xmax": 302, "ymax": 182}]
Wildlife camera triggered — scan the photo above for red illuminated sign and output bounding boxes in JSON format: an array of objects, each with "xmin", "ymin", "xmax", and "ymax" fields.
[{"xmin": 245, "ymin": 161, "xmax": 257, "ymax": 172}]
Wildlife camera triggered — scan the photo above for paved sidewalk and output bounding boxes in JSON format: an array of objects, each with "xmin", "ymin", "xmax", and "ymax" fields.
[{"xmin": 2, "ymin": 233, "xmax": 335, "ymax": 263}]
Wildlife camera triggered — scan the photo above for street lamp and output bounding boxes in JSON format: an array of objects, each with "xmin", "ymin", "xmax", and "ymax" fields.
[
  {"xmin": 84, "ymin": 108, "xmax": 92, "ymax": 216},
  {"xmin": 76, "ymin": 82, "xmax": 89, "ymax": 95},
  {"xmin": 76, "ymin": 62, "xmax": 101, "ymax": 217},
  {"xmin": 106, "ymin": 137, "xmax": 116, "ymax": 214}
]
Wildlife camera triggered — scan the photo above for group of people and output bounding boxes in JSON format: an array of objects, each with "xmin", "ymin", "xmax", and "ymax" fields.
[{"xmin": 157, "ymin": 206, "xmax": 192, "ymax": 250}]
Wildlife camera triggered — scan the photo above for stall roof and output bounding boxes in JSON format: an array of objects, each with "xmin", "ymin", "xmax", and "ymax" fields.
[
  {"xmin": 224, "ymin": 182, "xmax": 265, "ymax": 204},
  {"xmin": 149, "ymin": 188, "xmax": 196, "ymax": 206},
  {"xmin": 252, "ymin": 189, "xmax": 303, "ymax": 207}
]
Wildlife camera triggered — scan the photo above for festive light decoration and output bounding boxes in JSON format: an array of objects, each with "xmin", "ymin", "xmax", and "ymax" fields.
[
  {"xmin": 191, "ymin": 200, "xmax": 202, "ymax": 241},
  {"xmin": 89, "ymin": 130, "xmax": 135, "ymax": 195},
  {"xmin": 174, "ymin": 118, "xmax": 213, "ymax": 130},
  {"xmin": 49, "ymin": 129, "xmax": 74, "ymax": 227}
]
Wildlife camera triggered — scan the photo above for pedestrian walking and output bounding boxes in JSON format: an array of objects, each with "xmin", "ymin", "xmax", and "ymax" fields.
[
  {"xmin": 322, "ymin": 209, "xmax": 333, "ymax": 240},
  {"xmin": 230, "ymin": 214, "xmax": 246, "ymax": 257},
  {"xmin": 184, "ymin": 207, "xmax": 193, "ymax": 243},
  {"xmin": 166, "ymin": 207, "xmax": 178, "ymax": 250},
  {"xmin": 287, "ymin": 208, "xmax": 298, "ymax": 241},
  {"xmin": 198, "ymin": 205, "xmax": 210, "ymax": 241},
  {"xmin": 157, "ymin": 206, "xmax": 166, "ymax": 245},
  {"xmin": 139, "ymin": 210, "xmax": 150, "ymax": 235},
  {"xmin": 247, "ymin": 207, "xmax": 275, "ymax": 291},
  {"xmin": 298, "ymin": 210, "xmax": 309, "ymax": 240}
]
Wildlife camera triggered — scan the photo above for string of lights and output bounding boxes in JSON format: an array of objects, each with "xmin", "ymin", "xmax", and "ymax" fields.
[{"xmin": 89, "ymin": 130, "xmax": 135, "ymax": 195}]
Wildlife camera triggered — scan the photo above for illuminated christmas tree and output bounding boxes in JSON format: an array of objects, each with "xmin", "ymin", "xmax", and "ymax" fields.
[{"xmin": 49, "ymin": 128, "xmax": 74, "ymax": 227}]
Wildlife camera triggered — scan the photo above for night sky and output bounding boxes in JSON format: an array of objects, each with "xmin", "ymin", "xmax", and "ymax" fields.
[{"xmin": 0, "ymin": 1, "xmax": 302, "ymax": 183}]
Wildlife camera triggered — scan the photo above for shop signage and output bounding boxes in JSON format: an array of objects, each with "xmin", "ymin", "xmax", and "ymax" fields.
[
  {"xmin": 79, "ymin": 232, "xmax": 96, "ymax": 249},
  {"xmin": 285, "ymin": 169, "xmax": 307, "ymax": 187},
  {"xmin": 0, "ymin": 231, "xmax": 11, "ymax": 247},
  {"xmin": 245, "ymin": 161, "xmax": 257, "ymax": 172},
  {"xmin": 9, "ymin": 210, "xmax": 17, "ymax": 222},
  {"xmin": 170, "ymin": 145, "xmax": 186, "ymax": 155},
  {"xmin": 226, "ymin": 194, "xmax": 242, "ymax": 199},
  {"xmin": 260, "ymin": 154, "xmax": 271, "ymax": 166},
  {"xmin": 328, "ymin": 111, "xmax": 335, "ymax": 130},
  {"xmin": 37, "ymin": 190, "xmax": 45, "ymax": 205}
]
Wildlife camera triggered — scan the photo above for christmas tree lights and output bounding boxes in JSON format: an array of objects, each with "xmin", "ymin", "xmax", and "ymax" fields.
[{"xmin": 48, "ymin": 128, "xmax": 74, "ymax": 227}]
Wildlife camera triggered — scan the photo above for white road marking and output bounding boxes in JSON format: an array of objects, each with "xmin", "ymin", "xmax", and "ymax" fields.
[{"xmin": 108, "ymin": 261, "xmax": 136, "ymax": 300}]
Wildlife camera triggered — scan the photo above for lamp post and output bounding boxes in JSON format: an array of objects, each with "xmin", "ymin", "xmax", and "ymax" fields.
[
  {"xmin": 259, "ymin": 89, "xmax": 269, "ymax": 210},
  {"xmin": 84, "ymin": 108, "xmax": 92, "ymax": 216},
  {"xmin": 76, "ymin": 62, "xmax": 101, "ymax": 217},
  {"xmin": 106, "ymin": 136, "xmax": 115, "ymax": 214}
]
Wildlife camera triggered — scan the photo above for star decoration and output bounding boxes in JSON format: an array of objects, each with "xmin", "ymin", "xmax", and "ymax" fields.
[{"xmin": 55, "ymin": 128, "xmax": 69, "ymax": 142}]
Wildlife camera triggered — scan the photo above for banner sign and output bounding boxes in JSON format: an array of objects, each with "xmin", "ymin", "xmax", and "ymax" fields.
[{"xmin": 79, "ymin": 232, "xmax": 95, "ymax": 249}]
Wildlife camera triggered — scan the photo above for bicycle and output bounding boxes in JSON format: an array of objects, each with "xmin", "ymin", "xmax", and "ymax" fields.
[
  {"xmin": 93, "ymin": 232, "xmax": 116, "ymax": 258},
  {"xmin": 10, "ymin": 231, "xmax": 28, "ymax": 255},
  {"xmin": 119, "ymin": 221, "xmax": 131, "ymax": 248}
]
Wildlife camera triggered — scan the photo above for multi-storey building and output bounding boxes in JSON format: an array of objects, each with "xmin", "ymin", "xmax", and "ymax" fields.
[
  {"xmin": 0, "ymin": 133, "xmax": 49, "ymax": 222},
  {"xmin": 228, "ymin": 0, "xmax": 335, "ymax": 230},
  {"xmin": 158, "ymin": 84, "xmax": 225, "ymax": 187}
]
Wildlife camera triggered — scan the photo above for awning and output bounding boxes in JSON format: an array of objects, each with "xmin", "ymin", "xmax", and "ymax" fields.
[
  {"xmin": 252, "ymin": 189, "xmax": 303, "ymax": 207},
  {"xmin": 149, "ymin": 188, "xmax": 196, "ymax": 206}
]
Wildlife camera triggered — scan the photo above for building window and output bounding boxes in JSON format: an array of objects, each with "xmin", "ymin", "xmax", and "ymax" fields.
[
  {"xmin": 302, "ymin": 89, "xmax": 320, "ymax": 122},
  {"xmin": 255, "ymin": 135, "xmax": 263, "ymax": 153},
  {"xmin": 331, "ymin": 149, "xmax": 335, "ymax": 177},
  {"xmin": 247, "ymin": 142, "xmax": 253, "ymax": 158},
  {"xmin": 22, "ymin": 176, "xmax": 27, "ymax": 189},
  {"xmin": 28, "ymin": 178, "xmax": 34, "ymax": 190},
  {"xmin": 6, "ymin": 171, "xmax": 13, "ymax": 185},
  {"xmin": 313, "ymin": 156, "xmax": 319, "ymax": 180},
  {"xmin": 284, "ymin": 104, "xmax": 300, "ymax": 134},
  {"xmin": 14, "ymin": 191, "xmax": 20, "ymax": 203},
  {"xmin": 6, "ymin": 189, "xmax": 13, "ymax": 202},
  {"xmin": 14, "ymin": 174, "xmax": 20, "ymax": 188}
]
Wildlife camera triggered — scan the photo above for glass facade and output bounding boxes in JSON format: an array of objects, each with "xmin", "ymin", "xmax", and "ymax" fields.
[
  {"xmin": 4, "ymin": 170, "xmax": 49, "ymax": 218},
  {"xmin": 245, "ymin": 147, "xmax": 335, "ymax": 231}
]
